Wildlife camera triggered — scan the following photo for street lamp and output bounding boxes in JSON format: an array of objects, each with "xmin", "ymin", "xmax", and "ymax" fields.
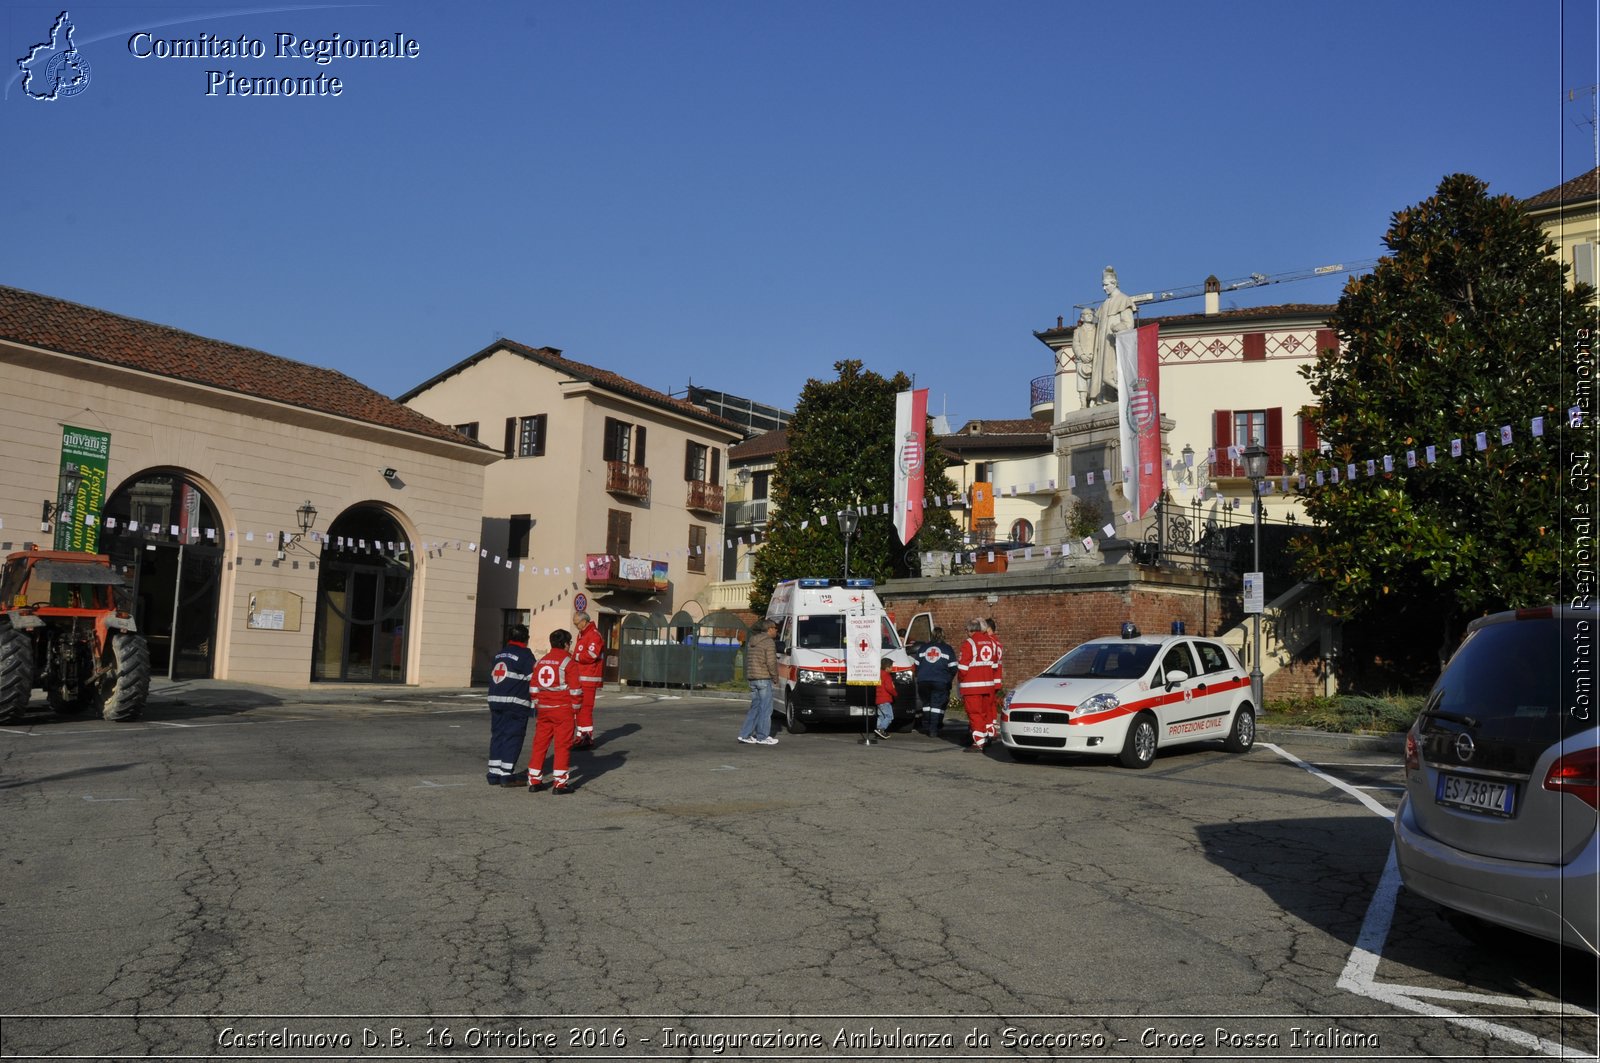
[
  {"xmin": 1241, "ymin": 443, "xmax": 1269, "ymax": 709},
  {"xmin": 839, "ymin": 508, "xmax": 860, "ymax": 580}
]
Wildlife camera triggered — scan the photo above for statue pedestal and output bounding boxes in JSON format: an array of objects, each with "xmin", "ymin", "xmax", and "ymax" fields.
[{"xmin": 1043, "ymin": 405, "xmax": 1174, "ymax": 561}]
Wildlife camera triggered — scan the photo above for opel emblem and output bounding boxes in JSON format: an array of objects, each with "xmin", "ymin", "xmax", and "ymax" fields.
[{"xmin": 1454, "ymin": 732, "xmax": 1475, "ymax": 763}]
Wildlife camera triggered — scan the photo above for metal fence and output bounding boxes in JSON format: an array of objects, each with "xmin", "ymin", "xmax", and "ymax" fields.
[{"xmin": 616, "ymin": 608, "xmax": 750, "ymax": 688}]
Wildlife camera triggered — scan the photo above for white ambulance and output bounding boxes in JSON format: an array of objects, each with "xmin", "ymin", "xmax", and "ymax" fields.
[{"xmin": 765, "ymin": 578, "xmax": 921, "ymax": 734}]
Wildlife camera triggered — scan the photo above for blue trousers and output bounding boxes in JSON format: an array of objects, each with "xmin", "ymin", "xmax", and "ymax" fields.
[
  {"xmin": 488, "ymin": 704, "xmax": 531, "ymax": 782},
  {"xmin": 740, "ymin": 679, "xmax": 774, "ymax": 740}
]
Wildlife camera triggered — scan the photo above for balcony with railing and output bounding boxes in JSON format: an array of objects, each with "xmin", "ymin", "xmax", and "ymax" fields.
[
  {"xmin": 1209, "ymin": 445, "xmax": 1297, "ymax": 480},
  {"xmin": 585, "ymin": 553, "xmax": 667, "ymax": 592},
  {"xmin": 1029, "ymin": 374, "xmax": 1054, "ymax": 421},
  {"xmin": 606, "ymin": 461, "xmax": 651, "ymax": 499},
  {"xmin": 725, "ymin": 498, "xmax": 769, "ymax": 528},
  {"xmin": 686, "ymin": 479, "xmax": 724, "ymax": 516}
]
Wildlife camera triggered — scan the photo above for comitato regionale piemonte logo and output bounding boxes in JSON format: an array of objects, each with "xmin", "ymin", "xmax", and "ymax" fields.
[{"xmin": 18, "ymin": 10, "xmax": 91, "ymax": 101}]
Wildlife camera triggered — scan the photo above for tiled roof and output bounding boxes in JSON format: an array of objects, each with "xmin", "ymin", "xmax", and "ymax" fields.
[
  {"xmin": 0, "ymin": 285, "xmax": 481, "ymax": 448},
  {"xmin": 1524, "ymin": 166, "xmax": 1600, "ymax": 211},
  {"xmin": 400, "ymin": 338, "xmax": 743, "ymax": 438},
  {"xmin": 1034, "ymin": 302, "xmax": 1336, "ymax": 340},
  {"xmin": 730, "ymin": 428, "xmax": 788, "ymax": 461},
  {"xmin": 951, "ymin": 418, "xmax": 1047, "ymax": 436}
]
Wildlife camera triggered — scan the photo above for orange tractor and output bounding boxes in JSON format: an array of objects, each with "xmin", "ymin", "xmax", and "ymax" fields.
[{"xmin": 0, "ymin": 547, "xmax": 150, "ymax": 722}]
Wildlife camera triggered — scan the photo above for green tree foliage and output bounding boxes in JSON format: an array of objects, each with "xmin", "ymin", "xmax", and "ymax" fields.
[
  {"xmin": 1297, "ymin": 173, "xmax": 1591, "ymax": 639},
  {"xmin": 750, "ymin": 360, "xmax": 962, "ymax": 613}
]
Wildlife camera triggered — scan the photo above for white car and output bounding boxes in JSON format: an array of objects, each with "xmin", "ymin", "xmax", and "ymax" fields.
[{"xmin": 998, "ymin": 628, "xmax": 1257, "ymax": 768}]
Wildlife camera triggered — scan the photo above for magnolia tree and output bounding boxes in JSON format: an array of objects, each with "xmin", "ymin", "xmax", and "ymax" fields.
[
  {"xmin": 1296, "ymin": 172, "xmax": 1593, "ymax": 664},
  {"xmin": 750, "ymin": 360, "xmax": 962, "ymax": 614}
]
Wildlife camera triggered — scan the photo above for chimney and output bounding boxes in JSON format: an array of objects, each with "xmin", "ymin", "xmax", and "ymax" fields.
[{"xmin": 1204, "ymin": 275, "xmax": 1221, "ymax": 315}]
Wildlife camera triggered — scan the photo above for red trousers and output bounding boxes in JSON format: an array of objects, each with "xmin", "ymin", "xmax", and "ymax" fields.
[
  {"xmin": 528, "ymin": 705, "xmax": 576, "ymax": 785},
  {"xmin": 575, "ymin": 680, "xmax": 600, "ymax": 735},
  {"xmin": 962, "ymin": 688, "xmax": 995, "ymax": 745}
]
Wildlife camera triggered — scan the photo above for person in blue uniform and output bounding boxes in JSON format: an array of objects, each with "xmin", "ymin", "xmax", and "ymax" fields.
[
  {"xmin": 486, "ymin": 624, "xmax": 534, "ymax": 786},
  {"xmin": 914, "ymin": 626, "xmax": 958, "ymax": 736}
]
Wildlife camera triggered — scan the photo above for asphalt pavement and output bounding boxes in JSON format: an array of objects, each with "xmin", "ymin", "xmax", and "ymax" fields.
[{"xmin": 0, "ymin": 680, "xmax": 1588, "ymax": 1063}]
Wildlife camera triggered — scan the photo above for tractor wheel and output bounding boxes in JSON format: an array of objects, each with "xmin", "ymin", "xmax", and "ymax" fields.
[
  {"xmin": 0, "ymin": 628, "xmax": 34, "ymax": 722},
  {"xmin": 98, "ymin": 633, "xmax": 151, "ymax": 722}
]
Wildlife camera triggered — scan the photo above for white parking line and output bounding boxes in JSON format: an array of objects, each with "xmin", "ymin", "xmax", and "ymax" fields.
[
  {"xmin": 1262, "ymin": 742, "xmax": 1395, "ymax": 820},
  {"xmin": 1265, "ymin": 742, "xmax": 1596, "ymax": 1057}
]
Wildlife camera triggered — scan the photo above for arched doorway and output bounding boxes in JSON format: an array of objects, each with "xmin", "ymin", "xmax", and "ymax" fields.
[
  {"xmin": 101, "ymin": 471, "xmax": 223, "ymax": 680},
  {"xmin": 311, "ymin": 506, "xmax": 413, "ymax": 683}
]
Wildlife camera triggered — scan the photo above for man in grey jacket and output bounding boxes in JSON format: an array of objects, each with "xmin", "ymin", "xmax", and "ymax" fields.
[{"xmin": 738, "ymin": 619, "xmax": 780, "ymax": 746}]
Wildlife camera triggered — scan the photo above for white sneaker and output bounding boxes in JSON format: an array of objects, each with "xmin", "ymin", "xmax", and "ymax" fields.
[
  {"xmin": 757, "ymin": 736, "xmax": 779, "ymax": 745},
  {"xmin": 737, "ymin": 735, "xmax": 758, "ymax": 744}
]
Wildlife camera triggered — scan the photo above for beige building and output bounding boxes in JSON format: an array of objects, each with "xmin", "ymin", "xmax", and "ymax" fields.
[
  {"xmin": 0, "ymin": 286, "xmax": 494, "ymax": 688},
  {"xmin": 399, "ymin": 341, "xmax": 742, "ymax": 679},
  {"xmin": 1035, "ymin": 295, "xmax": 1337, "ymax": 534},
  {"xmin": 1524, "ymin": 166, "xmax": 1600, "ymax": 289}
]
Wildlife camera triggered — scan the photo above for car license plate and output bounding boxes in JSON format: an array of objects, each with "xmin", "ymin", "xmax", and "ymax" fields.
[
  {"xmin": 1015, "ymin": 724, "xmax": 1053, "ymax": 736},
  {"xmin": 1435, "ymin": 773, "xmax": 1516, "ymax": 817}
]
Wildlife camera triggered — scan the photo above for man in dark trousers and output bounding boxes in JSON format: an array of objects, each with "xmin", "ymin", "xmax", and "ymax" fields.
[
  {"xmin": 913, "ymin": 626, "xmax": 958, "ymax": 737},
  {"xmin": 485, "ymin": 624, "xmax": 534, "ymax": 786}
]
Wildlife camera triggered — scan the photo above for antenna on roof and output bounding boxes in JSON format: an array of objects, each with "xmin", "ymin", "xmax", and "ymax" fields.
[{"xmin": 1568, "ymin": 84, "xmax": 1599, "ymax": 168}]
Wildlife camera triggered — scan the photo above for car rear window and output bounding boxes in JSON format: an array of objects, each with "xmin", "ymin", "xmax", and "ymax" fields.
[
  {"xmin": 1043, "ymin": 642, "xmax": 1159, "ymax": 680},
  {"xmin": 1422, "ymin": 616, "xmax": 1592, "ymax": 756}
]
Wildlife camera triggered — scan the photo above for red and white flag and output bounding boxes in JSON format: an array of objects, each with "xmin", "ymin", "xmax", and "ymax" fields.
[
  {"xmin": 1116, "ymin": 322, "xmax": 1161, "ymax": 519},
  {"xmin": 893, "ymin": 388, "xmax": 928, "ymax": 544}
]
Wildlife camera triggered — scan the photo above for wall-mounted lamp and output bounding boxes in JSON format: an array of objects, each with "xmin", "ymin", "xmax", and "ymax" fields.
[
  {"xmin": 280, "ymin": 500, "xmax": 320, "ymax": 559},
  {"xmin": 381, "ymin": 467, "xmax": 398, "ymax": 481},
  {"xmin": 735, "ymin": 466, "xmax": 751, "ymax": 486}
]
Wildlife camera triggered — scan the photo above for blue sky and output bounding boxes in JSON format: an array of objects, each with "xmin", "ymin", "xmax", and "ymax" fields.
[{"xmin": 4, "ymin": 1, "xmax": 1595, "ymax": 429}]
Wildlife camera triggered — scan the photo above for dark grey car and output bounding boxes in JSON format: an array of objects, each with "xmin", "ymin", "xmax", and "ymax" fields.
[{"xmin": 1393, "ymin": 605, "xmax": 1598, "ymax": 955}]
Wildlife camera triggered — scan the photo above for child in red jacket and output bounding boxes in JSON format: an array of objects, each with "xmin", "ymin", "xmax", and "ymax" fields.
[{"xmin": 874, "ymin": 657, "xmax": 897, "ymax": 740}]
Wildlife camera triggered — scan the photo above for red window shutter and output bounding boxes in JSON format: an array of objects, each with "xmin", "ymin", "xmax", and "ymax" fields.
[
  {"xmin": 1299, "ymin": 410, "xmax": 1320, "ymax": 454},
  {"xmin": 1242, "ymin": 333, "xmax": 1266, "ymax": 361},
  {"xmin": 1213, "ymin": 410, "xmax": 1233, "ymax": 450},
  {"xmin": 503, "ymin": 417, "xmax": 516, "ymax": 458},
  {"xmin": 1315, "ymin": 328, "xmax": 1338, "ymax": 357},
  {"xmin": 1266, "ymin": 408, "xmax": 1284, "ymax": 473},
  {"xmin": 1214, "ymin": 410, "xmax": 1234, "ymax": 476}
]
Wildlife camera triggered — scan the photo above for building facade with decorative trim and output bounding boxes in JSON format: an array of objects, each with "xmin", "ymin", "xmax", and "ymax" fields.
[{"xmin": 0, "ymin": 286, "xmax": 494, "ymax": 689}]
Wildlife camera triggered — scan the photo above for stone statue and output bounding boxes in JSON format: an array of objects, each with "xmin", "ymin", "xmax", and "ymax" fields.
[
  {"xmin": 1067, "ymin": 307, "xmax": 1097, "ymax": 408},
  {"xmin": 1082, "ymin": 266, "xmax": 1137, "ymax": 407}
]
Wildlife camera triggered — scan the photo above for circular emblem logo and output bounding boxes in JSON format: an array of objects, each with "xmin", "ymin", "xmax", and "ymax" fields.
[
  {"xmin": 46, "ymin": 50, "xmax": 91, "ymax": 98},
  {"xmin": 491, "ymin": 662, "xmax": 509, "ymax": 684},
  {"xmin": 536, "ymin": 663, "xmax": 558, "ymax": 688},
  {"xmin": 1454, "ymin": 732, "xmax": 1475, "ymax": 763},
  {"xmin": 898, "ymin": 432, "xmax": 924, "ymax": 475}
]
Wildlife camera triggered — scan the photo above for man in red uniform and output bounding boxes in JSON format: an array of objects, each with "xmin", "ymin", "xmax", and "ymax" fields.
[
  {"xmin": 527, "ymin": 628, "xmax": 582, "ymax": 794},
  {"xmin": 571, "ymin": 610, "xmax": 604, "ymax": 749},
  {"xmin": 984, "ymin": 616, "xmax": 1005, "ymax": 743},
  {"xmin": 958, "ymin": 617, "xmax": 1000, "ymax": 751}
]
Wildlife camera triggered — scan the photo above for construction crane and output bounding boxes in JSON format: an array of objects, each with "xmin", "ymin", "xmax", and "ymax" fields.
[{"xmin": 1075, "ymin": 259, "xmax": 1380, "ymax": 310}]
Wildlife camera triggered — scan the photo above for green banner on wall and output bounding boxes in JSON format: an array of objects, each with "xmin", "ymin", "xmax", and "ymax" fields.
[{"xmin": 53, "ymin": 425, "xmax": 111, "ymax": 553}]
